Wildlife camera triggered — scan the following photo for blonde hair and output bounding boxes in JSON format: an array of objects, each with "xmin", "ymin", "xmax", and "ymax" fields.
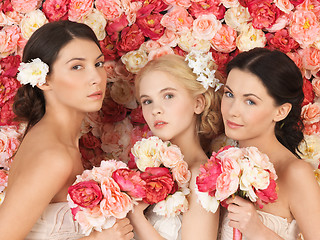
[{"xmin": 135, "ymin": 54, "xmax": 223, "ymax": 140}]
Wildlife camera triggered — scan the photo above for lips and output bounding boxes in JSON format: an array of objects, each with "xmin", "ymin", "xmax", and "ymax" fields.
[
  {"xmin": 226, "ymin": 120, "xmax": 243, "ymax": 129},
  {"xmin": 88, "ymin": 91, "xmax": 103, "ymax": 99},
  {"xmin": 154, "ymin": 120, "xmax": 168, "ymax": 129}
]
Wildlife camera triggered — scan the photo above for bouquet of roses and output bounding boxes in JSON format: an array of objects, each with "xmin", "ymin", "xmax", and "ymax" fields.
[
  {"xmin": 0, "ymin": 169, "xmax": 8, "ymax": 205},
  {"xmin": 67, "ymin": 159, "xmax": 147, "ymax": 236},
  {"xmin": 195, "ymin": 146, "xmax": 278, "ymax": 240},
  {"xmin": 129, "ymin": 136, "xmax": 191, "ymax": 217}
]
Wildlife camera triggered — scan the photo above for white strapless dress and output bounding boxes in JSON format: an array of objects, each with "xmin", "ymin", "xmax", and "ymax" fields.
[
  {"xmin": 218, "ymin": 208, "xmax": 300, "ymax": 240},
  {"xmin": 25, "ymin": 202, "xmax": 85, "ymax": 240},
  {"xmin": 134, "ymin": 205, "xmax": 182, "ymax": 240}
]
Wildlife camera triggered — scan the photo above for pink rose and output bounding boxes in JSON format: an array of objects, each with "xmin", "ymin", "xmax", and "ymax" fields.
[
  {"xmin": 68, "ymin": 0, "xmax": 93, "ymax": 22},
  {"xmin": 0, "ymin": 76, "xmax": 20, "ymax": 107},
  {"xmin": 42, "ymin": 0, "xmax": 69, "ymax": 22},
  {"xmin": 141, "ymin": 167, "xmax": 175, "ymax": 204},
  {"xmin": 95, "ymin": 0, "xmax": 123, "ymax": 21},
  {"xmin": 0, "ymin": 55, "xmax": 21, "ymax": 77},
  {"xmin": 304, "ymin": 121, "xmax": 320, "ymax": 136},
  {"xmin": 141, "ymin": 0, "xmax": 168, "ymax": 13},
  {"xmin": 0, "ymin": 25, "xmax": 20, "ymax": 58},
  {"xmin": 11, "ymin": 0, "xmax": 41, "ymax": 13},
  {"xmin": 215, "ymin": 171, "xmax": 239, "ymax": 201},
  {"xmin": 248, "ymin": 0, "xmax": 281, "ymax": 29},
  {"xmin": 289, "ymin": 0, "xmax": 304, "ymax": 6},
  {"xmin": 274, "ymin": 0, "xmax": 294, "ymax": 14},
  {"xmin": 0, "ymin": 169, "xmax": 8, "ymax": 192},
  {"xmin": 112, "ymin": 168, "xmax": 147, "ymax": 199},
  {"xmin": 101, "ymin": 97, "xmax": 127, "ymax": 123},
  {"xmin": 160, "ymin": 7, "xmax": 193, "ymax": 34},
  {"xmin": 116, "ymin": 24, "xmax": 145, "ymax": 55},
  {"xmin": 210, "ymin": 24, "xmax": 237, "ymax": 53},
  {"xmin": 157, "ymin": 29, "xmax": 178, "ymax": 47},
  {"xmin": 255, "ymin": 178, "xmax": 278, "ymax": 209},
  {"xmin": 0, "ymin": 99, "xmax": 18, "ymax": 126},
  {"xmin": 266, "ymin": 29, "xmax": 299, "ymax": 53},
  {"xmin": 188, "ymin": 0, "xmax": 226, "ymax": 20},
  {"xmin": 136, "ymin": 12, "xmax": 165, "ymax": 41},
  {"xmin": 100, "ymin": 177, "xmax": 133, "ymax": 218},
  {"xmin": 171, "ymin": 160, "xmax": 191, "ymax": 185},
  {"xmin": 68, "ymin": 180, "xmax": 103, "ymax": 208},
  {"xmin": 106, "ymin": 15, "xmax": 129, "ymax": 42},
  {"xmin": 300, "ymin": 47, "xmax": 320, "ymax": 74},
  {"xmin": 289, "ymin": 10, "xmax": 320, "ymax": 48},
  {"xmin": 301, "ymin": 102, "xmax": 320, "ymax": 125},
  {"xmin": 0, "ymin": 0, "xmax": 13, "ymax": 12},
  {"xmin": 196, "ymin": 156, "xmax": 222, "ymax": 196},
  {"xmin": 297, "ymin": 0, "xmax": 320, "ymax": 19},
  {"xmin": 163, "ymin": 0, "xmax": 192, "ymax": 8},
  {"xmin": 160, "ymin": 144, "xmax": 183, "ymax": 168},
  {"xmin": 148, "ymin": 46, "xmax": 174, "ymax": 61},
  {"xmin": 312, "ymin": 77, "xmax": 320, "ymax": 97},
  {"xmin": 192, "ymin": 14, "xmax": 221, "ymax": 41}
]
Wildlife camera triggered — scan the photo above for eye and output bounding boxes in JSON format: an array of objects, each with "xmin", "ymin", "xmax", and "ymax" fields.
[
  {"xmin": 142, "ymin": 99, "xmax": 152, "ymax": 105},
  {"xmin": 224, "ymin": 91, "xmax": 233, "ymax": 98},
  {"xmin": 72, "ymin": 65, "xmax": 82, "ymax": 70},
  {"xmin": 164, "ymin": 94, "xmax": 174, "ymax": 99},
  {"xmin": 96, "ymin": 61, "xmax": 104, "ymax": 68},
  {"xmin": 246, "ymin": 99, "xmax": 256, "ymax": 105}
]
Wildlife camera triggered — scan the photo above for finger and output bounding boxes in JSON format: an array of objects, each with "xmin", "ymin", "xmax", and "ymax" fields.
[
  {"xmin": 116, "ymin": 218, "xmax": 131, "ymax": 227},
  {"xmin": 124, "ymin": 231, "xmax": 135, "ymax": 240}
]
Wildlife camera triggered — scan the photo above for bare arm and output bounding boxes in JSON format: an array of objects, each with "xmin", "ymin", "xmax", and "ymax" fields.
[
  {"xmin": 287, "ymin": 160, "xmax": 320, "ymax": 239},
  {"xmin": 181, "ymin": 173, "xmax": 219, "ymax": 240}
]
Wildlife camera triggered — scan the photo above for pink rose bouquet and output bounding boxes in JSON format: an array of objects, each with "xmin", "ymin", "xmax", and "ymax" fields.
[
  {"xmin": 67, "ymin": 159, "xmax": 146, "ymax": 236},
  {"xmin": 0, "ymin": 169, "xmax": 8, "ymax": 205},
  {"xmin": 130, "ymin": 136, "xmax": 191, "ymax": 217},
  {"xmin": 196, "ymin": 146, "xmax": 278, "ymax": 240}
]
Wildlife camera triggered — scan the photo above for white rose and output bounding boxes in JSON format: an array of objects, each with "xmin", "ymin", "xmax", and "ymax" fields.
[
  {"xmin": 121, "ymin": 49, "xmax": 148, "ymax": 74},
  {"xmin": 20, "ymin": 9, "xmax": 48, "ymax": 39},
  {"xmin": 224, "ymin": 5, "xmax": 251, "ymax": 32},
  {"xmin": 236, "ymin": 23, "xmax": 266, "ymax": 52},
  {"xmin": 83, "ymin": 9, "xmax": 107, "ymax": 41}
]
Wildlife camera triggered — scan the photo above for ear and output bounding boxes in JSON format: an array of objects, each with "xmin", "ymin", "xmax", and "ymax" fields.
[
  {"xmin": 194, "ymin": 94, "xmax": 205, "ymax": 114},
  {"xmin": 273, "ymin": 103, "xmax": 292, "ymax": 122},
  {"xmin": 36, "ymin": 76, "xmax": 52, "ymax": 91}
]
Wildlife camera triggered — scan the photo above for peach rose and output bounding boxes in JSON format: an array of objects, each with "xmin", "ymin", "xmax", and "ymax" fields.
[
  {"xmin": 0, "ymin": 25, "xmax": 20, "ymax": 58},
  {"xmin": 192, "ymin": 14, "xmax": 221, "ymax": 40},
  {"xmin": 265, "ymin": 14, "xmax": 289, "ymax": 32},
  {"xmin": 0, "ymin": 11, "xmax": 23, "ymax": 26},
  {"xmin": 83, "ymin": 9, "xmax": 107, "ymax": 41},
  {"xmin": 95, "ymin": 0, "xmax": 123, "ymax": 21},
  {"xmin": 301, "ymin": 102, "xmax": 320, "ymax": 125},
  {"xmin": 110, "ymin": 80, "xmax": 135, "ymax": 105},
  {"xmin": 236, "ymin": 23, "xmax": 266, "ymax": 52},
  {"xmin": 160, "ymin": 6, "xmax": 193, "ymax": 34},
  {"xmin": 68, "ymin": 0, "xmax": 93, "ymax": 22},
  {"xmin": 224, "ymin": 5, "xmax": 252, "ymax": 32},
  {"xmin": 172, "ymin": 160, "xmax": 191, "ymax": 185},
  {"xmin": 289, "ymin": 10, "xmax": 320, "ymax": 48},
  {"xmin": 121, "ymin": 49, "xmax": 148, "ymax": 74},
  {"xmin": 20, "ymin": 9, "xmax": 48, "ymax": 40},
  {"xmin": 160, "ymin": 144, "xmax": 184, "ymax": 168},
  {"xmin": 210, "ymin": 24, "xmax": 237, "ymax": 53},
  {"xmin": 163, "ymin": 0, "xmax": 192, "ymax": 8},
  {"xmin": 178, "ymin": 31, "xmax": 211, "ymax": 53},
  {"xmin": 11, "ymin": 0, "xmax": 41, "ymax": 14},
  {"xmin": 148, "ymin": 46, "xmax": 175, "ymax": 61},
  {"xmin": 299, "ymin": 47, "xmax": 320, "ymax": 74},
  {"xmin": 287, "ymin": 51, "xmax": 303, "ymax": 71},
  {"xmin": 139, "ymin": 40, "xmax": 162, "ymax": 54},
  {"xmin": 100, "ymin": 177, "xmax": 133, "ymax": 219},
  {"xmin": 157, "ymin": 29, "xmax": 179, "ymax": 48},
  {"xmin": 312, "ymin": 77, "xmax": 320, "ymax": 97},
  {"xmin": 123, "ymin": 1, "xmax": 142, "ymax": 26},
  {"xmin": 297, "ymin": 0, "xmax": 320, "ymax": 19},
  {"xmin": 221, "ymin": 0, "xmax": 240, "ymax": 8},
  {"xmin": 274, "ymin": 0, "xmax": 294, "ymax": 14}
]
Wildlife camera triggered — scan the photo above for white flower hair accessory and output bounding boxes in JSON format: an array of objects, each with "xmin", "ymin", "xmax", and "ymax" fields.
[
  {"xmin": 185, "ymin": 50, "xmax": 222, "ymax": 91},
  {"xmin": 17, "ymin": 58, "xmax": 49, "ymax": 87}
]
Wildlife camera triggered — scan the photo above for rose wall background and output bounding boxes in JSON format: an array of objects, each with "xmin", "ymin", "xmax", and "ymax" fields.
[{"xmin": 1, "ymin": 0, "xmax": 320, "ymax": 200}]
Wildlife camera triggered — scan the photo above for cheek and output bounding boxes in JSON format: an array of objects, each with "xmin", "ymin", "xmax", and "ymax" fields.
[{"xmin": 141, "ymin": 106, "xmax": 152, "ymax": 124}]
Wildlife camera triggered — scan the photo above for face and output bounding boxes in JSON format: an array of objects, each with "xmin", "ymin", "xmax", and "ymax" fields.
[
  {"xmin": 46, "ymin": 38, "xmax": 107, "ymax": 113},
  {"xmin": 139, "ymin": 70, "xmax": 200, "ymax": 142},
  {"xmin": 221, "ymin": 68, "xmax": 281, "ymax": 145}
]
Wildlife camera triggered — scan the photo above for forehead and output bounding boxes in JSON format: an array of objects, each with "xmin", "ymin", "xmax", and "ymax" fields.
[
  {"xmin": 226, "ymin": 69, "xmax": 268, "ymax": 96},
  {"xmin": 55, "ymin": 38, "xmax": 101, "ymax": 61},
  {"xmin": 139, "ymin": 70, "xmax": 183, "ymax": 93}
]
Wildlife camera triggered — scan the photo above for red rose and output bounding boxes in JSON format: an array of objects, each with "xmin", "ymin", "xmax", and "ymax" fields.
[
  {"xmin": 101, "ymin": 97, "xmax": 127, "ymax": 123},
  {"xmin": 266, "ymin": 29, "xmax": 299, "ymax": 53},
  {"xmin": 0, "ymin": 0, "xmax": 13, "ymax": 12},
  {"xmin": 106, "ymin": 14, "xmax": 129, "ymax": 42},
  {"xmin": 116, "ymin": 24, "xmax": 145, "ymax": 55},
  {"xmin": 188, "ymin": 0, "xmax": 226, "ymax": 19},
  {"xmin": 255, "ymin": 178, "xmax": 278, "ymax": 209},
  {"xmin": 136, "ymin": 12, "xmax": 165, "ymax": 40},
  {"xmin": 129, "ymin": 106, "xmax": 146, "ymax": 125},
  {"xmin": 112, "ymin": 168, "xmax": 147, "ymax": 199},
  {"xmin": 289, "ymin": 0, "xmax": 304, "ymax": 6},
  {"xmin": 68, "ymin": 180, "xmax": 103, "ymax": 208},
  {"xmin": 302, "ymin": 78, "xmax": 314, "ymax": 107},
  {"xmin": 42, "ymin": 0, "xmax": 69, "ymax": 22},
  {"xmin": 79, "ymin": 132, "xmax": 102, "ymax": 149},
  {"xmin": 141, "ymin": 167, "xmax": 175, "ymax": 204},
  {"xmin": 100, "ymin": 36, "xmax": 118, "ymax": 61},
  {"xmin": 128, "ymin": 152, "xmax": 138, "ymax": 169},
  {"xmin": 0, "ymin": 55, "xmax": 21, "ymax": 77},
  {"xmin": 0, "ymin": 76, "xmax": 20, "ymax": 107},
  {"xmin": 0, "ymin": 100, "xmax": 18, "ymax": 126},
  {"xmin": 248, "ymin": 0, "xmax": 280, "ymax": 29},
  {"xmin": 141, "ymin": 0, "xmax": 168, "ymax": 13}
]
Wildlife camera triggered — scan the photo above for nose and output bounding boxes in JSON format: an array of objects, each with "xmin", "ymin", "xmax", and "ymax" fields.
[
  {"xmin": 90, "ymin": 67, "xmax": 105, "ymax": 86},
  {"xmin": 227, "ymin": 100, "xmax": 240, "ymax": 117},
  {"xmin": 151, "ymin": 102, "xmax": 163, "ymax": 116}
]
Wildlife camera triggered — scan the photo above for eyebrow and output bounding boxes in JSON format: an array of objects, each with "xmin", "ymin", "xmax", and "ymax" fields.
[
  {"xmin": 139, "ymin": 87, "xmax": 177, "ymax": 100},
  {"xmin": 66, "ymin": 53, "xmax": 104, "ymax": 64},
  {"xmin": 225, "ymin": 85, "xmax": 262, "ymax": 101}
]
